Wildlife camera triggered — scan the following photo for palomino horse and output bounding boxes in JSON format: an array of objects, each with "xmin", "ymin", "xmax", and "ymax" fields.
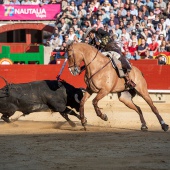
[{"xmin": 67, "ymin": 42, "xmax": 169, "ymax": 131}]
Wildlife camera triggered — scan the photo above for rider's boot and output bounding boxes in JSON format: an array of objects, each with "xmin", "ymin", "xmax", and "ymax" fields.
[
  {"xmin": 117, "ymin": 68, "xmax": 136, "ymax": 89},
  {"xmin": 124, "ymin": 73, "xmax": 136, "ymax": 89}
]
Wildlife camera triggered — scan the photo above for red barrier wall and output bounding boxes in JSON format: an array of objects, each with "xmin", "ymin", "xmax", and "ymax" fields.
[{"xmin": 0, "ymin": 59, "xmax": 170, "ymax": 90}]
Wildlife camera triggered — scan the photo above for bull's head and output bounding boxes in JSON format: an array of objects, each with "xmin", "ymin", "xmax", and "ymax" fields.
[
  {"xmin": 71, "ymin": 88, "xmax": 86, "ymax": 112},
  {"xmin": 74, "ymin": 88, "xmax": 86, "ymax": 103}
]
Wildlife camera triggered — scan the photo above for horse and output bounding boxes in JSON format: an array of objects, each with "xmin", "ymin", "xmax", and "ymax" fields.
[{"xmin": 66, "ymin": 42, "xmax": 169, "ymax": 132}]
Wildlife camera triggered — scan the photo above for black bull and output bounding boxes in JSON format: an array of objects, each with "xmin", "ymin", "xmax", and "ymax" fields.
[{"xmin": 0, "ymin": 79, "xmax": 84, "ymax": 126}]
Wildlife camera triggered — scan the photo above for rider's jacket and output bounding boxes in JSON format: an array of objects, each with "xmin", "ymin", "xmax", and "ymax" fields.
[{"xmin": 89, "ymin": 28, "xmax": 110, "ymax": 50}]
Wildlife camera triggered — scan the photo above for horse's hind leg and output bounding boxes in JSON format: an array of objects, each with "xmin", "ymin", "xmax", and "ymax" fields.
[
  {"xmin": 137, "ymin": 90, "xmax": 169, "ymax": 131},
  {"xmin": 118, "ymin": 91, "xmax": 148, "ymax": 131},
  {"xmin": 92, "ymin": 89, "xmax": 109, "ymax": 121}
]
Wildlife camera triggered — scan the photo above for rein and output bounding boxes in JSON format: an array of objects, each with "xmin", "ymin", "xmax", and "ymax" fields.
[
  {"xmin": 79, "ymin": 48, "xmax": 100, "ymax": 74},
  {"xmin": 86, "ymin": 60, "xmax": 111, "ymax": 82}
]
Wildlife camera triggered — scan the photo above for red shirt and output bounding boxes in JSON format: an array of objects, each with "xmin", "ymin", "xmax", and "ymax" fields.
[
  {"xmin": 148, "ymin": 42, "xmax": 159, "ymax": 52},
  {"xmin": 128, "ymin": 45, "xmax": 138, "ymax": 56}
]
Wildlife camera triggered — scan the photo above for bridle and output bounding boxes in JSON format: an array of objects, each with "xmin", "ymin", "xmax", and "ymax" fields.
[
  {"xmin": 67, "ymin": 44, "xmax": 111, "ymax": 81},
  {"xmin": 67, "ymin": 44, "xmax": 101, "ymax": 75}
]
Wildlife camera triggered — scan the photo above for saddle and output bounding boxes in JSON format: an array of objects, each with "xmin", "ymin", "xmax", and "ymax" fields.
[{"xmin": 105, "ymin": 53, "xmax": 136, "ymax": 89}]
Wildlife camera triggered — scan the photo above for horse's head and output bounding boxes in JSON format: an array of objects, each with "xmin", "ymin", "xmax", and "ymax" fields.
[{"xmin": 67, "ymin": 42, "xmax": 83, "ymax": 76}]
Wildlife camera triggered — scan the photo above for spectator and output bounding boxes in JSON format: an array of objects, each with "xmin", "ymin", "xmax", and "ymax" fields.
[
  {"xmin": 76, "ymin": 29, "xmax": 85, "ymax": 42},
  {"xmin": 129, "ymin": 33, "xmax": 138, "ymax": 46},
  {"xmin": 137, "ymin": 10, "xmax": 144, "ymax": 21},
  {"xmin": 148, "ymin": 10, "xmax": 155, "ymax": 20},
  {"xmin": 158, "ymin": 40, "xmax": 167, "ymax": 52},
  {"xmin": 137, "ymin": 38, "xmax": 149, "ymax": 59},
  {"xmin": 31, "ymin": 0, "xmax": 40, "ymax": 5},
  {"xmin": 128, "ymin": 40, "xmax": 140, "ymax": 60},
  {"xmin": 47, "ymin": 33, "xmax": 63, "ymax": 52},
  {"xmin": 159, "ymin": 0, "xmax": 166, "ymax": 11},
  {"xmin": 4, "ymin": 0, "xmax": 11, "ymax": 4},
  {"xmin": 146, "ymin": 0, "xmax": 154, "ymax": 11},
  {"xmin": 141, "ymin": 5, "xmax": 150, "ymax": 17},
  {"xmin": 119, "ymin": 3, "xmax": 127, "ymax": 16},
  {"xmin": 78, "ymin": 4, "xmax": 87, "ymax": 17},
  {"xmin": 126, "ymin": 10, "xmax": 132, "ymax": 21},
  {"xmin": 157, "ymin": 34, "xmax": 165, "ymax": 46},
  {"xmin": 130, "ymin": 3, "xmax": 138, "ymax": 16},
  {"xmin": 153, "ymin": 4, "xmax": 162, "ymax": 15},
  {"xmin": 68, "ymin": 27, "xmax": 77, "ymax": 41},
  {"xmin": 69, "ymin": 1, "xmax": 78, "ymax": 14},
  {"xmin": 61, "ymin": 0, "xmax": 68, "ymax": 11},
  {"xmin": 101, "ymin": 8, "xmax": 110, "ymax": 24},
  {"xmin": 126, "ymin": 21, "xmax": 134, "ymax": 33},
  {"xmin": 165, "ymin": 41, "xmax": 170, "ymax": 52},
  {"xmin": 93, "ymin": 0, "xmax": 100, "ymax": 10},
  {"xmin": 21, "ymin": 0, "xmax": 32, "ymax": 5},
  {"xmin": 115, "ymin": 24, "xmax": 122, "ymax": 38},
  {"xmin": 124, "ymin": 3, "xmax": 130, "ymax": 11},
  {"xmin": 163, "ymin": 2, "xmax": 170, "ymax": 16},
  {"xmin": 71, "ymin": 18, "xmax": 81, "ymax": 34},
  {"xmin": 147, "ymin": 35, "xmax": 159, "ymax": 58},
  {"xmin": 119, "ymin": 20, "xmax": 125, "ymax": 30},
  {"xmin": 122, "ymin": 16, "xmax": 128, "ymax": 26},
  {"xmin": 120, "ymin": 34, "xmax": 129, "ymax": 49},
  {"xmin": 109, "ymin": 13, "xmax": 119, "ymax": 25},
  {"xmin": 93, "ymin": 19, "xmax": 104, "ymax": 29},
  {"xmin": 112, "ymin": 1, "xmax": 119, "ymax": 15},
  {"xmin": 121, "ymin": 27, "xmax": 131, "ymax": 41},
  {"xmin": 57, "ymin": 18, "xmax": 70, "ymax": 35},
  {"xmin": 107, "ymin": 19, "xmax": 115, "ymax": 33},
  {"xmin": 156, "ymin": 23, "xmax": 166, "ymax": 37},
  {"xmin": 102, "ymin": 0, "xmax": 111, "ymax": 12},
  {"xmin": 152, "ymin": 14, "xmax": 160, "ymax": 29},
  {"xmin": 10, "ymin": 0, "xmax": 20, "ymax": 5}
]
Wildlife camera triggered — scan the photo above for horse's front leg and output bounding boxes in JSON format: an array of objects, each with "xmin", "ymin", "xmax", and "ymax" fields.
[
  {"xmin": 92, "ymin": 89, "xmax": 109, "ymax": 121},
  {"xmin": 79, "ymin": 89, "xmax": 92, "ymax": 127}
]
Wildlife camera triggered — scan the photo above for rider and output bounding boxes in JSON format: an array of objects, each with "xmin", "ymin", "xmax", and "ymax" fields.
[{"xmin": 83, "ymin": 27, "xmax": 136, "ymax": 89}]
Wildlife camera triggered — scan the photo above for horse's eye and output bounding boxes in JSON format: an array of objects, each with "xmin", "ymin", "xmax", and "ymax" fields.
[{"xmin": 68, "ymin": 55, "xmax": 72, "ymax": 58}]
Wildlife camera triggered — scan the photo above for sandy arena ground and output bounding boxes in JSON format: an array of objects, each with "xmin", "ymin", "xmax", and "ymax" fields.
[{"xmin": 0, "ymin": 99, "xmax": 170, "ymax": 170}]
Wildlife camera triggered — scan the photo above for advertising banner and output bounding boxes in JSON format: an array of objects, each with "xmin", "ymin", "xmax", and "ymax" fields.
[{"xmin": 0, "ymin": 4, "xmax": 61, "ymax": 20}]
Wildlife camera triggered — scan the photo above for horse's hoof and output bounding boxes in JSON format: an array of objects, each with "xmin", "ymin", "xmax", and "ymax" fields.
[
  {"xmin": 68, "ymin": 121, "xmax": 76, "ymax": 127},
  {"xmin": 81, "ymin": 118, "xmax": 87, "ymax": 126},
  {"xmin": 141, "ymin": 125, "xmax": 148, "ymax": 131},
  {"xmin": 101, "ymin": 114, "xmax": 108, "ymax": 121},
  {"xmin": 162, "ymin": 124, "xmax": 169, "ymax": 132}
]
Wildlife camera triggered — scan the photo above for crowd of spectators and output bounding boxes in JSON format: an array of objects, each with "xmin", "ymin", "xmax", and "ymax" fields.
[
  {"xmin": 1, "ymin": 0, "xmax": 170, "ymax": 61},
  {"xmin": 46, "ymin": 0, "xmax": 170, "ymax": 60}
]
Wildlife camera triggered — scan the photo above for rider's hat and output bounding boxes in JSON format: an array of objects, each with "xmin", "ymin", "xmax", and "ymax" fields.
[{"xmin": 83, "ymin": 27, "xmax": 97, "ymax": 40}]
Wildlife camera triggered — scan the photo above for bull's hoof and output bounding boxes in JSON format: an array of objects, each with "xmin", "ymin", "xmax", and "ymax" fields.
[
  {"xmin": 76, "ymin": 114, "xmax": 81, "ymax": 120},
  {"xmin": 101, "ymin": 114, "xmax": 108, "ymax": 121},
  {"xmin": 1, "ymin": 116, "xmax": 11, "ymax": 123},
  {"xmin": 141, "ymin": 125, "xmax": 148, "ymax": 131},
  {"xmin": 68, "ymin": 121, "xmax": 76, "ymax": 127},
  {"xmin": 162, "ymin": 124, "xmax": 169, "ymax": 132}
]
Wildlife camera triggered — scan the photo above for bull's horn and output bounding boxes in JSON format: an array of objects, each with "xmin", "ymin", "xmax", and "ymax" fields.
[
  {"xmin": 0, "ymin": 76, "xmax": 9, "ymax": 87},
  {"xmin": 80, "ymin": 87, "xmax": 86, "ymax": 93},
  {"xmin": 74, "ymin": 94, "xmax": 80, "ymax": 103}
]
